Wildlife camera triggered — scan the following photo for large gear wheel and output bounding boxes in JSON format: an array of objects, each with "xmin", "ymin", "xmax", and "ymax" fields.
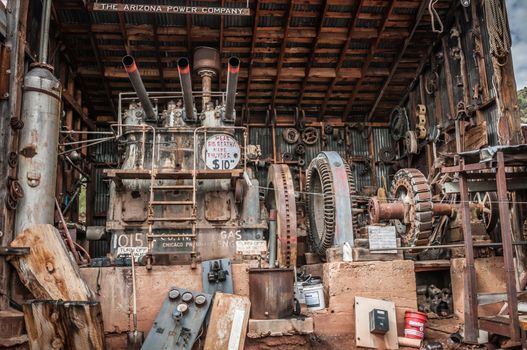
[
  {"xmin": 306, "ymin": 152, "xmax": 357, "ymax": 258},
  {"xmin": 390, "ymin": 168, "xmax": 433, "ymax": 247},
  {"xmin": 266, "ymin": 164, "xmax": 297, "ymax": 267}
]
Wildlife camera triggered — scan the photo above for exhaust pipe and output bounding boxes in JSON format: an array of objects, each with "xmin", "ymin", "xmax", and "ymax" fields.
[
  {"xmin": 122, "ymin": 55, "xmax": 156, "ymax": 120},
  {"xmin": 224, "ymin": 56, "xmax": 240, "ymax": 122},
  {"xmin": 177, "ymin": 57, "xmax": 196, "ymax": 122}
]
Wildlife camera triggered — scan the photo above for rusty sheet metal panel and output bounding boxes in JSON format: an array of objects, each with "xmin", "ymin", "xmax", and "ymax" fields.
[
  {"xmin": 248, "ymin": 268, "xmax": 294, "ymax": 319},
  {"xmin": 373, "ymin": 128, "xmax": 392, "ymax": 189},
  {"xmin": 350, "ymin": 129, "xmax": 371, "ymax": 193}
]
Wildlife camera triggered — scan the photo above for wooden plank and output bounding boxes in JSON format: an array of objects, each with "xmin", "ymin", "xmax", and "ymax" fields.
[
  {"xmin": 203, "ymin": 293, "xmax": 251, "ymax": 350},
  {"xmin": 414, "ymin": 260, "xmax": 451, "ymax": 272},
  {"xmin": 352, "ymin": 247, "xmax": 403, "ymax": 262},
  {"xmin": 355, "ymin": 296, "xmax": 398, "ymax": 349},
  {"xmin": 8, "ymin": 224, "xmax": 95, "ymax": 301}
]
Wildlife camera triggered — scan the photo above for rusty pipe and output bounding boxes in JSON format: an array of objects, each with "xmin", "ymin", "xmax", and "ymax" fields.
[
  {"xmin": 177, "ymin": 57, "xmax": 196, "ymax": 122},
  {"xmin": 432, "ymin": 203, "xmax": 455, "ymax": 217},
  {"xmin": 122, "ymin": 56, "xmax": 156, "ymax": 120},
  {"xmin": 368, "ymin": 197, "xmax": 405, "ymax": 223},
  {"xmin": 224, "ymin": 56, "xmax": 240, "ymax": 121}
]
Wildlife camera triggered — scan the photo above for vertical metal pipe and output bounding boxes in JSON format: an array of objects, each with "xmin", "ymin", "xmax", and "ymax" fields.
[
  {"xmin": 38, "ymin": 0, "xmax": 52, "ymax": 64},
  {"xmin": 224, "ymin": 56, "xmax": 240, "ymax": 121},
  {"xmin": 15, "ymin": 67, "xmax": 62, "ymax": 234},
  {"xmin": 122, "ymin": 55, "xmax": 156, "ymax": 120},
  {"xmin": 201, "ymin": 73, "xmax": 212, "ymax": 111},
  {"xmin": 177, "ymin": 57, "xmax": 196, "ymax": 121},
  {"xmin": 269, "ymin": 209, "xmax": 277, "ymax": 268}
]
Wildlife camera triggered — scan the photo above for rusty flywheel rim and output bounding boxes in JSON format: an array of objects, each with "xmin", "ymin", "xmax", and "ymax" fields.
[{"xmin": 266, "ymin": 164, "xmax": 297, "ymax": 267}]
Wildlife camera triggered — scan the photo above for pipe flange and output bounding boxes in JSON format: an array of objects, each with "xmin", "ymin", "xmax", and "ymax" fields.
[
  {"xmin": 7, "ymin": 152, "xmax": 17, "ymax": 168},
  {"xmin": 301, "ymin": 127, "xmax": 319, "ymax": 145},
  {"xmin": 282, "ymin": 128, "xmax": 300, "ymax": 144}
]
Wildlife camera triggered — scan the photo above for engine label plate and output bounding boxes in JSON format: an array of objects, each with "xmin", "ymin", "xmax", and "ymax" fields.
[{"xmin": 205, "ymin": 134, "xmax": 241, "ymax": 170}]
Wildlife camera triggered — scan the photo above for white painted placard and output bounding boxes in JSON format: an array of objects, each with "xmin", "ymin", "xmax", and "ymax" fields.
[
  {"xmin": 235, "ymin": 240, "xmax": 267, "ymax": 256},
  {"xmin": 205, "ymin": 134, "xmax": 241, "ymax": 170}
]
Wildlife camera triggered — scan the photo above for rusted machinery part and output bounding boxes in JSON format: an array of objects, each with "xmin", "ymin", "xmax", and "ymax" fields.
[
  {"xmin": 294, "ymin": 143, "xmax": 305, "ymax": 156},
  {"xmin": 379, "ymin": 146, "xmax": 396, "ymax": 163},
  {"xmin": 390, "ymin": 168, "xmax": 433, "ymax": 247},
  {"xmin": 389, "ymin": 106, "xmax": 408, "ymax": 141},
  {"xmin": 282, "ymin": 127, "xmax": 300, "ymax": 144},
  {"xmin": 306, "ymin": 153, "xmax": 358, "ymax": 258},
  {"xmin": 404, "ymin": 130, "xmax": 419, "ymax": 154},
  {"xmin": 266, "ymin": 164, "xmax": 297, "ymax": 268},
  {"xmin": 472, "ymin": 192, "xmax": 499, "ymax": 236},
  {"xmin": 301, "ymin": 127, "xmax": 319, "ymax": 145}
]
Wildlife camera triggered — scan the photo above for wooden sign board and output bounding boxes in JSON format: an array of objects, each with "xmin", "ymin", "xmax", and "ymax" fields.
[{"xmin": 91, "ymin": 3, "xmax": 251, "ymax": 16}]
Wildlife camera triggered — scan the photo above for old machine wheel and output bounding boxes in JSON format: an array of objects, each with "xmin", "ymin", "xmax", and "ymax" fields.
[
  {"xmin": 305, "ymin": 152, "xmax": 357, "ymax": 258},
  {"xmin": 472, "ymin": 191, "xmax": 499, "ymax": 240},
  {"xmin": 266, "ymin": 164, "xmax": 297, "ymax": 267},
  {"xmin": 390, "ymin": 168, "xmax": 434, "ymax": 247}
]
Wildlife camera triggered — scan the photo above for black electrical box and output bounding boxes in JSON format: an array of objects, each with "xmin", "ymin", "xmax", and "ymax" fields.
[{"xmin": 369, "ymin": 308, "xmax": 389, "ymax": 334}]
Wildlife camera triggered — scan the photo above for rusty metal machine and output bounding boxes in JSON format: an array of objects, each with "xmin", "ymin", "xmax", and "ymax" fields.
[
  {"xmin": 102, "ymin": 47, "xmax": 297, "ymax": 267},
  {"xmin": 367, "ymin": 168, "xmax": 499, "ymax": 249}
]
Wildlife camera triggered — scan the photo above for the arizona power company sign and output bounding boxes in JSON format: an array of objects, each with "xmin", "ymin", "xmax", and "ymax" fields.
[{"xmin": 91, "ymin": 2, "xmax": 251, "ymax": 16}]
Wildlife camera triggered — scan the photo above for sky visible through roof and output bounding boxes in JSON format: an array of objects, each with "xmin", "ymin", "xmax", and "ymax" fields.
[{"xmin": 507, "ymin": 0, "xmax": 527, "ymax": 89}]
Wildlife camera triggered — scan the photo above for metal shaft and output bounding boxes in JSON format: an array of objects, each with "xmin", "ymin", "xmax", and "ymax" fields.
[
  {"xmin": 122, "ymin": 56, "xmax": 156, "ymax": 120},
  {"xmin": 225, "ymin": 56, "xmax": 240, "ymax": 121},
  {"xmin": 38, "ymin": 0, "xmax": 52, "ymax": 64},
  {"xmin": 177, "ymin": 57, "xmax": 196, "ymax": 121},
  {"xmin": 269, "ymin": 209, "xmax": 277, "ymax": 268}
]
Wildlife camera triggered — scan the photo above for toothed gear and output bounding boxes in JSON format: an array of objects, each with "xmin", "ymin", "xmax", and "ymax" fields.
[
  {"xmin": 266, "ymin": 164, "xmax": 297, "ymax": 267},
  {"xmin": 390, "ymin": 168, "xmax": 433, "ymax": 247}
]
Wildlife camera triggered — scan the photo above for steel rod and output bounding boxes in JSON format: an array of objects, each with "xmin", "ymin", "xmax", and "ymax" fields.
[{"xmin": 38, "ymin": 0, "xmax": 52, "ymax": 64}]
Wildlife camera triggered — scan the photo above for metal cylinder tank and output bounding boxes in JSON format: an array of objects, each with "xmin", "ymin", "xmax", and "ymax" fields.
[{"xmin": 14, "ymin": 66, "xmax": 61, "ymax": 234}]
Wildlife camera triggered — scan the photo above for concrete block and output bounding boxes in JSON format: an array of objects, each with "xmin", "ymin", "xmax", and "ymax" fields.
[
  {"xmin": 312, "ymin": 260, "xmax": 417, "ymax": 337},
  {"xmin": 450, "ymin": 257, "xmax": 507, "ymax": 321},
  {"xmin": 247, "ymin": 318, "xmax": 314, "ymax": 338}
]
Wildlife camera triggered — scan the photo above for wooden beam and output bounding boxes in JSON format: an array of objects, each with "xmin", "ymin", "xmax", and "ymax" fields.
[
  {"xmin": 79, "ymin": 1, "xmax": 117, "ymax": 117},
  {"xmin": 341, "ymin": 0, "xmax": 396, "ymax": 120},
  {"xmin": 152, "ymin": 15, "xmax": 166, "ymax": 90},
  {"xmin": 270, "ymin": 0, "xmax": 295, "ymax": 110},
  {"xmin": 245, "ymin": 0, "xmax": 261, "ymax": 105},
  {"xmin": 319, "ymin": 0, "xmax": 365, "ymax": 118},
  {"xmin": 116, "ymin": 0, "xmax": 131, "ymax": 55},
  {"xmin": 298, "ymin": 0, "xmax": 329, "ymax": 106},
  {"xmin": 62, "ymin": 90, "xmax": 96, "ymax": 130},
  {"xmin": 365, "ymin": 0, "xmax": 429, "ymax": 122},
  {"xmin": 186, "ymin": 0, "xmax": 192, "ymax": 52}
]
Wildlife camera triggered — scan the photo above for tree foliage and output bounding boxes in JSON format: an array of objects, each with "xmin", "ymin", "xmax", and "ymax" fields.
[{"xmin": 519, "ymin": 87, "xmax": 527, "ymax": 123}]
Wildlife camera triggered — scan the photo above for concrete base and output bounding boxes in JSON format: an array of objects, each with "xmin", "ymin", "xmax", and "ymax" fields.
[
  {"xmin": 310, "ymin": 260, "xmax": 417, "ymax": 338},
  {"xmin": 450, "ymin": 256, "xmax": 507, "ymax": 321},
  {"xmin": 247, "ymin": 318, "xmax": 314, "ymax": 338}
]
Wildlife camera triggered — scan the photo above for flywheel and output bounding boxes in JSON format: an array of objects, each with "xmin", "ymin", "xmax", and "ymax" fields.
[
  {"xmin": 306, "ymin": 152, "xmax": 357, "ymax": 258},
  {"xmin": 390, "ymin": 168, "xmax": 433, "ymax": 247},
  {"xmin": 266, "ymin": 164, "xmax": 297, "ymax": 267}
]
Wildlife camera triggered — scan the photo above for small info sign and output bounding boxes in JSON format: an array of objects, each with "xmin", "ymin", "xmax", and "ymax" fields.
[
  {"xmin": 235, "ymin": 240, "xmax": 267, "ymax": 256},
  {"xmin": 91, "ymin": 3, "xmax": 251, "ymax": 16},
  {"xmin": 368, "ymin": 225, "xmax": 398, "ymax": 254}
]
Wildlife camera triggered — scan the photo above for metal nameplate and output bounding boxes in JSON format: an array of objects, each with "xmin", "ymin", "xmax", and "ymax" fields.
[
  {"xmin": 368, "ymin": 225, "xmax": 397, "ymax": 253},
  {"xmin": 91, "ymin": 3, "xmax": 251, "ymax": 16}
]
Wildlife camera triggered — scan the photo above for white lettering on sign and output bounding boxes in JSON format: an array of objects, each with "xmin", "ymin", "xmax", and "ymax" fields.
[
  {"xmin": 205, "ymin": 134, "xmax": 241, "ymax": 170},
  {"xmin": 92, "ymin": 3, "xmax": 251, "ymax": 16},
  {"xmin": 116, "ymin": 246, "xmax": 148, "ymax": 257},
  {"xmin": 235, "ymin": 240, "xmax": 267, "ymax": 256}
]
